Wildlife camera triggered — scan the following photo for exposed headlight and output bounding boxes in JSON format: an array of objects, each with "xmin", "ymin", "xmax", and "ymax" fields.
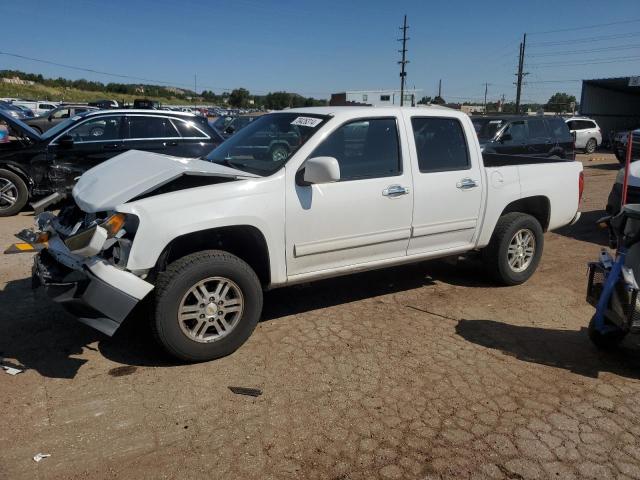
[
  {"xmin": 9, "ymin": 110, "xmax": 20, "ymax": 119},
  {"xmin": 64, "ymin": 213, "xmax": 130, "ymax": 256}
]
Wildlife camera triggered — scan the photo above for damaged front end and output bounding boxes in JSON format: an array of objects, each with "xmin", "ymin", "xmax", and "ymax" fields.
[{"xmin": 23, "ymin": 201, "xmax": 154, "ymax": 336}]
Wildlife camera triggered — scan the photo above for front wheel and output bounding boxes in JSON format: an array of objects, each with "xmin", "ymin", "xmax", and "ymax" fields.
[
  {"xmin": 0, "ymin": 168, "xmax": 29, "ymax": 217},
  {"xmin": 588, "ymin": 315, "xmax": 626, "ymax": 350},
  {"xmin": 482, "ymin": 212, "xmax": 544, "ymax": 285},
  {"xmin": 153, "ymin": 250, "xmax": 263, "ymax": 362}
]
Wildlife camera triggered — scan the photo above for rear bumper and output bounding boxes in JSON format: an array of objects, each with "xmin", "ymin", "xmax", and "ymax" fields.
[{"xmin": 33, "ymin": 249, "xmax": 153, "ymax": 336}]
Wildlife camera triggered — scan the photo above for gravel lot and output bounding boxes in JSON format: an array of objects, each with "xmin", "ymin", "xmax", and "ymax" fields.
[{"xmin": 2, "ymin": 153, "xmax": 640, "ymax": 480}]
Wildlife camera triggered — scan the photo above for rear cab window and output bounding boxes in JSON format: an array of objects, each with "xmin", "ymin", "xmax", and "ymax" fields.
[{"xmin": 411, "ymin": 117, "xmax": 470, "ymax": 172}]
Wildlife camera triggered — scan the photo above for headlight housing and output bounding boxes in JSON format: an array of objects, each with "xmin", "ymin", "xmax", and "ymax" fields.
[{"xmin": 64, "ymin": 213, "xmax": 134, "ymax": 257}]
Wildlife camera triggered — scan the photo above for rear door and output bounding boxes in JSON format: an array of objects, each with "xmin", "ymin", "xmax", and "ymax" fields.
[
  {"xmin": 406, "ymin": 114, "xmax": 483, "ymax": 254},
  {"xmin": 124, "ymin": 115, "xmax": 180, "ymax": 155},
  {"xmin": 526, "ymin": 117, "xmax": 552, "ymax": 157},
  {"xmin": 171, "ymin": 117, "xmax": 216, "ymax": 157}
]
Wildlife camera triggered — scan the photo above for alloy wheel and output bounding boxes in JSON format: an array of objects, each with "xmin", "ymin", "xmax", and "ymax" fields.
[{"xmin": 507, "ymin": 228, "xmax": 536, "ymax": 273}]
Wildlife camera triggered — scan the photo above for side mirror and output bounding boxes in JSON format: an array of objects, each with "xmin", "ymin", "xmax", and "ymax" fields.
[
  {"xmin": 58, "ymin": 135, "xmax": 74, "ymax": 149},
  {"xmin": 300, "ymin": 156, "xmax": 340, "ymax": 185},
  {"xmin": 499, "ymin": 133, "xmax": 512, "ymax": 143}
]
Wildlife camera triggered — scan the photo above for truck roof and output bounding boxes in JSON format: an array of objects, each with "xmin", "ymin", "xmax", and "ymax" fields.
[{"xmin": 280, "ymin": 105, "xmax": 464, "ymax": 119}]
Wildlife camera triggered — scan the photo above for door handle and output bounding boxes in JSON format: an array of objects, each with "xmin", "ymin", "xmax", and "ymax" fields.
[
  {"xmin": 382, "ymin": 185, "xmax": 409, "ymax": 197},
  {"xmin": 102, "ymin": 144, "xmax": 122, "ymax": 151},
  {"xmin": 164, "ymin": 141, "xmax": 178, "ymax": 147},
  {"xmin": 456, "ymin": 178, "xmax": 478, "ymax": 190}
]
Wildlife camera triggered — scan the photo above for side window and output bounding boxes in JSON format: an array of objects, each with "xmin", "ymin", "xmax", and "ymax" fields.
[
  {"xmin": 579, "ymin": 120, "xmax": 595, "ymax": 130},
  {"xmin": 39, "ymin": 104, "xmax": 55, "ymax": 111},
  {"xmin": 127, "ymin": 116, "xmax": 178, "ymax": 139},
  {"xmin": 172, "ymin": 119, "xmax": 208, "ymax": 138},
  {"xmin": 66, "ymin": 116, "xmax": 122, "ymax": 142},
  {"xmin": 547, "ymin": 118, "xmax": 570, "ymax": 138},
  {"xmin": 504, "ymin": 121, "xmax": 527, "ymax": 143},
  {"xmin": 411, "ymin": 117, "xmax": 470, "ymax": 173},
  {"xmin": 311, "ymin": 118, "xmax": 401, "ymax": 181},
  {"xmin": 74, "ymin": 108, "xmax": 89, "ymax": 114},
  {"xmin": 566, "ymin": 120, "xmax": 577, "ymax": 130},
  {"xmin": 380, "ymin": 95, "xmax": 391, "ymax": 102},
  {"xmin": 52, "ymin": 108, "xmax": 71, "ymax": 120},
  {"xmin": 527, "ymin": 118, "xmax": 549, "ymax": 138}
]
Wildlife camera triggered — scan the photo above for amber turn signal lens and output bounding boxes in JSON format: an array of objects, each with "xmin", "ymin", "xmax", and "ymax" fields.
[
  {"xmin": 35, "ymin": 232, "xmax": 50, "ymax": 243},
  {"xmin": 101, "ymin": 213, "xmax": 126, "ymax": 237}
]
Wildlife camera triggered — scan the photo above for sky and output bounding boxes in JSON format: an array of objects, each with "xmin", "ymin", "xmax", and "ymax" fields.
[{"xmin": 1, "ymin": 0, "xmax": 639, "ymax": 103}]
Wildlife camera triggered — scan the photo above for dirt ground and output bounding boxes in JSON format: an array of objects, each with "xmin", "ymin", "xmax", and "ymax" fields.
[{"xmin": 2, "ymin": 153, "xmax": 640, "ymax": 480}]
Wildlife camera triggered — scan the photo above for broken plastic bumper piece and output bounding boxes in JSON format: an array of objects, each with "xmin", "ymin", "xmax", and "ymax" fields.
[{"xmin": 32, "ymin": 249, "xmax": 153, "ymax": 336}]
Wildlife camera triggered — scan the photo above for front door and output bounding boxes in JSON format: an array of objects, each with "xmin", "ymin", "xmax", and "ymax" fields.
[
  {"xmin": 526, "ymin": 117, "xmax": 553, "ymax": 157},
  {"xmin": 48, "ymin": 114, "xmax": 125, "ymax": 187},
  {"xmin": 285, "ymin": 116, "xmax": 413, "ymax": 277},
  {"xmin": 406, "ymin": 115, "xmax": 483, "ymax": 254}
]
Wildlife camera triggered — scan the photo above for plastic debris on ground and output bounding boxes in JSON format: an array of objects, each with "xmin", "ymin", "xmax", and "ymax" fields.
[
  {"xmin": 228, "ymin": 386, "xmax": 262, "ymax": 397},
  {"xmin": 33, "ymin": 453, "xmax": 51, "ymax": 462},
  {"xmin": 2, "ymin": 365, "xmax": 23, "ymax": 375}
]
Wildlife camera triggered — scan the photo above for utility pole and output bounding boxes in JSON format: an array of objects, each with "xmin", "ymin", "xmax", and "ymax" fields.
[
  {"xmin": 194, "ymin": 73, "xmax": 197, "ymax": 109},
  {"xmin": 514, "ymin": 33, "xmax": 528, "ymax": 114},
  {"xmin": 438, "ymin": 79, "xmax": 442, "ymax": 98},
  {"xmin": 483, "ymin": 82, "xmax": 489, "ymax": 114},
  {"xmin": 398, "ymin": 15, "xmax": 409, "ymax": 107}
]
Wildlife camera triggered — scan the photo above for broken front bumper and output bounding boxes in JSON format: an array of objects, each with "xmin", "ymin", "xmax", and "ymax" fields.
[{"xmin": 32, "ymin": 247, "xmax": 154, "ymax": 336}]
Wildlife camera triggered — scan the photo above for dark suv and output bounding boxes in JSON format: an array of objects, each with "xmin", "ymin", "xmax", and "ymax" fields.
[
  {"xmin": 0, "ymin": 110, "xmax": 223, "ymax": 216},
  {"xmin": 472, "ymin": 115, "xmax": 574, "ymax": 159}
]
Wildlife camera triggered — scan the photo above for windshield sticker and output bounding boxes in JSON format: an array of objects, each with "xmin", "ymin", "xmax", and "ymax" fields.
[
  {"xmin": 71, "ymin": 115, "xmax": 82, "ymax": 121},
  {"xmin": 291, "ymin": 116, "xmax": 322, "ymax": 128}
]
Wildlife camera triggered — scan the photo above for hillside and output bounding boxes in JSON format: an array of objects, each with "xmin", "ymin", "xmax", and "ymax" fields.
[{"xmin": 0, "ymin": 82, "xmax": 191, "ymax": 105}]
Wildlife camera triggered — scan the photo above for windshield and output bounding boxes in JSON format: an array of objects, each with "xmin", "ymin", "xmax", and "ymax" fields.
[
  {"xmin": 40, "ymin": 112, "xmax": 91, "ymax": 141},
  {"xmin": 205, "ymin": 112, "xmax": 329, "ymax": 176},
  {"xmin": 472, "ymin": 118, "xmax": 506, "ymax": 141},
  {"xmin": 211, "ymin": 115, "xmax": 233, "ymax": 131}
]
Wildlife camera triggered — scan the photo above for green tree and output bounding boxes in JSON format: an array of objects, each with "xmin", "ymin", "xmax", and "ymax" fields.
[
  {"xmin": 546, "ymin": 92, "xmax": 576, "ymax": 113},
  {"xmin": 432, "ymin": 95, "xmax": 446, "ymax": 105},
  {"xmin": 417, "ymin": 96, "xmax": 433, "ymax": 105},
  {"xmin": 228, "ymin": 88, "xmax": 251, "ymax": 108}
]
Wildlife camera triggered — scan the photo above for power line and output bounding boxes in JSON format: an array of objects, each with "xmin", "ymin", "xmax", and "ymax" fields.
[
  {"xmin": 528, "ymin": 18, "xmax": 640, "ymax": 35},
  {"xmin": 528, "ymin": 54, "xmax": 640, "ymax": 67},
  {"xmin": 528, "ymin": 43, "xmax": 640, "ymax": 57},
  {"xmin": 528, "ymin": 31, "xmax": 640, "ymax": 47}
]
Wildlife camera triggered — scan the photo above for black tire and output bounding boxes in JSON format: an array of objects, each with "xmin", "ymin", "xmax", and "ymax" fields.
[
  {"xmin": 483, "ymin": 212, "xmax": 544, "ymax": 286},
  {"xmin": 0, "ymin": 168, "xmax": 29, "ymax": 217},
  {"xmin": 152, "ymin": 250, "xmax": 263, "ymax": 362},
  {"xmin": 588, "ymin": 315, "xmax": 626, "ymax": 350},
  {"xmin": 585, "ymin": 138, "xmax": 597, "ymax": 154},
  {"xmin": 270, "ymin": 144, "xmax": 289, "ymax": 162}
]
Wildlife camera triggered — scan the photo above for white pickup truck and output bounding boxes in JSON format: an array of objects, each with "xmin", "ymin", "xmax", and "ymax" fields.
[{"xmin": 22, "ymin": 106, "xmax": 583, "ymax": 361}]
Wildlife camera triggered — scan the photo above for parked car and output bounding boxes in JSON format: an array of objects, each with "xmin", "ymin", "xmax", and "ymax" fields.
[
  {"xmin": 565, "ymin": 116, "xmax": 601, "ymax": 154},
  {"xmin": 133, "ymin": 99, "xmax": 160, "ymax": 109},
  {"xmin": 219, "ymin": 113, "xmax": 266, "ymax": 138},
  {"xmin": 88, "ymin": 99, "xmax": 120, "ymax": 109},
  {"xmin": 12, "ymin": 100, "xmax": 58, "ymax": 117},
  {"xmin": 612, "ymin": 129, "xmax": 640, "ymax": 163},
  {"xmin": 24, "ymin": 106, "xmax": 583, "ymax": 361},
  {"xmin": 0, "ymin": 100, "xmax": 29, "ymax": 120},
  {"xmin": 26, "ymin": 104, "xmax": 98, "ymax": 133},
  {"xmin": 0, "ymin": 109, "xmax": 224, "ymax": 216},
  {"xmin": 606, "ymin": 155, "xmax": 640, "ymax": 216},
  {"xmin": 13, "ymin": 105, "xmax": 35, "ymax": 118},
  {"xmin": 472, "ymin": 115, "xmax": 574, "ymax": 159}
]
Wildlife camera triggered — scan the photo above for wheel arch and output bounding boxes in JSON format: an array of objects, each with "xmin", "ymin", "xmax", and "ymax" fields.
[
  {"xmin": 153, "ymin": 225, "xmax": 271, "ymax": 287},
  {"xmin": 500, "ymin": 195, "xmax": 551, "ymax": 232},
  {"xmin": 0, "ymin": 162, "xmax": 33, "ymax": 190}
]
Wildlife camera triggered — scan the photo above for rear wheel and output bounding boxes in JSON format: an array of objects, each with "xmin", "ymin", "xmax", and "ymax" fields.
[
  {"xmin": 588, "ymin": 315, "xmax": 626, "ymax": 350},
  {"xmin": 0, "ymin": 168, "xmax": 28, "ymax": 217},
  {"xmin": 585, "ymin": 138, "xmax": 597, "ymax": 154},
  {"xmin": 153, "ymin": 250, "xmax": 263, "ymax": 362},
  {"xmin": 483, "ymin": 212, "xmax": 544, "ymax": 285}
]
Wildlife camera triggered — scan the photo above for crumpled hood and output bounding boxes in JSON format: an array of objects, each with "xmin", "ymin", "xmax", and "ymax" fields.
[{"xmin": 72, "ymin": 150, "xmax": 258, "ymax": 212}]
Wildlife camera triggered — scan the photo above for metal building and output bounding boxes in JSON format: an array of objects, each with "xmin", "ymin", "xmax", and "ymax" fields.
[
  {"xmin": 580, "ymin": 76, "xmax": 640, "ymax": 137},
  {"xmin": 330, "ymin": 89, "xmax": 422, "ymax": 107}
]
